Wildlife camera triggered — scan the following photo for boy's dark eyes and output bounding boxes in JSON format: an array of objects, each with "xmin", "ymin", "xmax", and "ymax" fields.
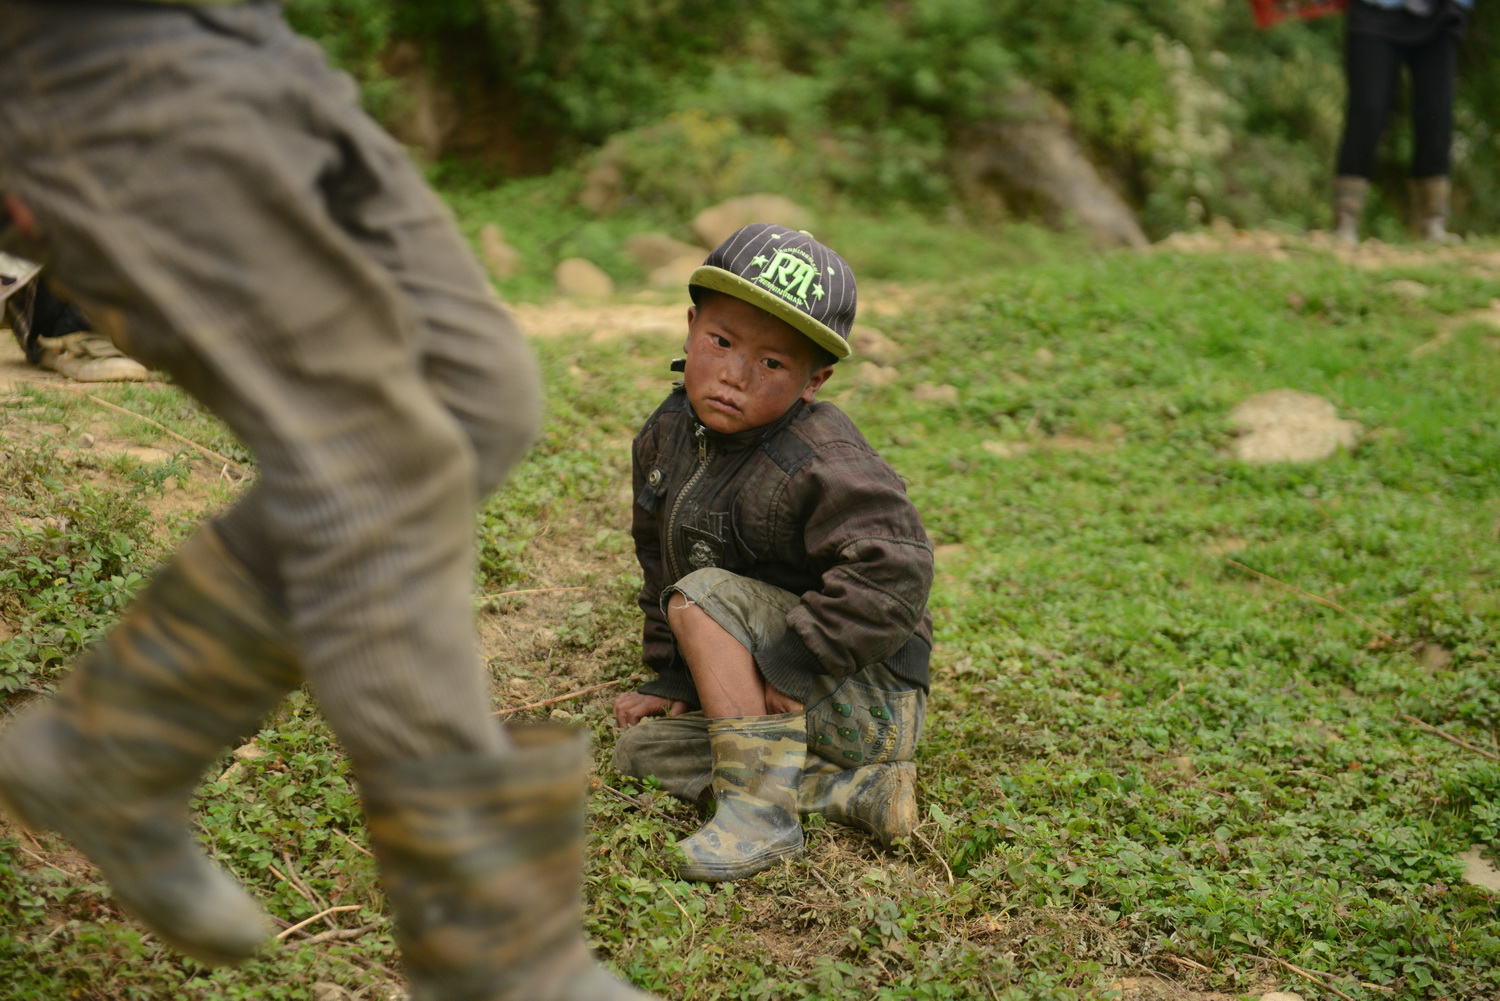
[
  {"xmin": 711, "ymin": 334, "xmax": 730, "ymax": 348},
  {"xmin": 764, "ymin": 358, "xmax": 784, "ymax": 370}
]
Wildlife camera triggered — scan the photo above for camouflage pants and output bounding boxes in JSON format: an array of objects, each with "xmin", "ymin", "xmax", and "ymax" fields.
[
  {"xmin": 616, "ymin": 568, "xmax": 926, "ymax": 799},
  {"xmin": 0, "ymin": 3, "xmax": 540, "ymax": 765}
]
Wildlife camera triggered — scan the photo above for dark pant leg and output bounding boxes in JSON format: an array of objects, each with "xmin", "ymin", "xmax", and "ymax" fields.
[
  {"xmin": 0, "ymin": 4, "xmax": 538, "ymax": 766},
  {"xmin": 1406, "ymin": 30, "xmax": 1458, "ymax": 178},
  {"xmin": 1336, "ymin": 29, "xmax": 1405, "ymax": 179}
]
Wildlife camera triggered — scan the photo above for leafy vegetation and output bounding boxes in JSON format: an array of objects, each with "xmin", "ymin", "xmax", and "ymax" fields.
[
  {"xmin": 2, "ymin": 224, "xmax": 1497, "ymax": 998},
  {"xmin": 283, "ymin": 0, "xmax": 1500, "ymax": 236}
]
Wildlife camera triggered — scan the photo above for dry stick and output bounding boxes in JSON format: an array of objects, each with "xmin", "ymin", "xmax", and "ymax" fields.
[
  {"xmin": 913, "ymin": 827, "xmax": 955, "ymax": 887},
  {"xmin": 333, "ymin": 829, "xmax": 374, "ymax": 859},
  {"xmin": 1161, "ymin": 954, "xmax": 1211, "ymax": 974},
  {"xmin": 1256, "ymin": 955, "xmax": 1358, "ymax": 1001},
  {"xmin": 267, "ymin": 863, "xmax": 316, "ymax": 908},
  {"xmin": 1224, "ymin": 559, "xmax": 1396, "ymax": 645},
  {"xmin": 491, "ymin": 678, "xmax": 628, "ymax": 716},
  {"xmin": 596, "ymin": 782, "xmax": 694, "ymax": 831},
  {"xmin": 479, "ymin": 585, "xmax": 588, "ymax": 601},
  {"xmin": 299, "ymin": 922, "xmax": 381, "ymax": 947},
  {"xmin": 50, "ymin": 384, "xmax": 248, "ymax": 478},
  {"xmin": 275, "ymin": 904, "xmax": 362, "ymax": 941},
  {"xmin": 281, "ymin": 851, "xmax": 332, "ymax": 912},
  {"xmin": 1397, "ymin": 713, "xmax": 1500, "ymax": 763}
]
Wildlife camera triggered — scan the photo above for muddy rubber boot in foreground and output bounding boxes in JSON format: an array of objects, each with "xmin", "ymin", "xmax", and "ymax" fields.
[
  {"xmin": 1413, "ymin": 176, "xmax": 1457, "ymax": 243},
  {"xmin": 1332, "ymin": 175, "xmax": 1368, "ymax": 246},
  {"xmin": 360, "ymin": 725, "xmax": 655, "ymax": 1001},
  {"xmin": 0, "ymin": 528, "xmax": 301, "ymax": 965},
  {"xmin": 800, "ymin": 758, "xmax": 917, "ymax": 849},
  {"xmin": 676, "ymin": 711, "xmax": 806, "ymax": 882}
]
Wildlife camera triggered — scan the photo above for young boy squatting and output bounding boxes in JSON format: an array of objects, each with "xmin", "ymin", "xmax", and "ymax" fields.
[{"xmin": 612, "ymin": 224, "xmax": 934, "ymax": 881}]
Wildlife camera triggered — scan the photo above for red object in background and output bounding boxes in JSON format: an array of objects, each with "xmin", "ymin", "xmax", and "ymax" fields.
[{"xmin": 1249, "ymin": 0, "xmax": 1348, "ymax": 28}]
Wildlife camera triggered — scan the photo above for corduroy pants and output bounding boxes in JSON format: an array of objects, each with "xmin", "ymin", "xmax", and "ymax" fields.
[{"xmin": 0, "ymin": 2, "xmax": 541, "ymax": 766}]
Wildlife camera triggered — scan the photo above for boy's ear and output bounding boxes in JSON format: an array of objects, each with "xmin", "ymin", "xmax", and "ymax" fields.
[
  {"xmin": 800, "ymin": 364, "xmax": 835, "ymax": 404},
  {"xmin": 683, "ymin": 306, "xmax": 697, "ymax": 352}
]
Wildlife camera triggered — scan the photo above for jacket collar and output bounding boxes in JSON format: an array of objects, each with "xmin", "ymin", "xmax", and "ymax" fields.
[{"xmin": 688, "ymin": 398, "xmax": 807, "ymax": 452}]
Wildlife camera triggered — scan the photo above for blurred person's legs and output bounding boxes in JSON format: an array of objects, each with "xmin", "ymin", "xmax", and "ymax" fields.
[
  {"xmin": 1407, "ymin": 29, "xmax": 1460, "ymax": 241},
  {"xmin": 1333, "ymin": 30, "xmax": 1402, "ymax": 243},
  {"xmin": 0, "ymin": 6, "xmax": 651, "ymax": 997}
]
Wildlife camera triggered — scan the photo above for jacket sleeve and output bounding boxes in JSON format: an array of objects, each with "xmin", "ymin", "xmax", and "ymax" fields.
[
  {"xmin": 757, "ymin": 442, "xmax": 934, "ymax": 683},
  {"xmin": 630, "ymin": 427, "xmax": 699, "ymax": 706}
]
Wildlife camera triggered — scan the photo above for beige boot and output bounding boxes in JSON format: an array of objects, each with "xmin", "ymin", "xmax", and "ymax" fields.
[
  {"xmin": 38, "ymin": 331, "xmax": 150, "ymax": 382},
  {"xmin": 360, "ymin": 725, "xmax": 655, "ymax": 1001},
  {"xmin": 1412, "ymin": 176, "xmax": 1458, "ymax": 243},
  {"xmin": 0, "ymin": 529, "xmax": 301, "ymax": 965},
  {"xmin": 800, "ymin": 758, "xmax": 918, "ymax": 849},
  {"xmin": 676, "ymin": 712, "xmax": 806, "ymax": 882},
  {"xmin": 1332, "ymin": 176, "xmax": 1368, "ymax": 246}
]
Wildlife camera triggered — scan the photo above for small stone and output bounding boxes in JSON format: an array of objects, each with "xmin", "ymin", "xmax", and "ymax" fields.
[
  {"xmin": 1261, "ymin": 993, "xmax": 1307, "ymax": 1001},
  {"xmin": 857, "ymin": 362, "xmax": 900, "ymax": 388},
  {"xmin": 1230, "ymin": 389, "xmax": 1360, "ymax": 464},
  {"xmin": 1170, "ymin": 756, "xmax": 1196, "ymax": 778},
  {"xmin": 554, "ymin": 258, "xmax": 614, "ymax": 298},
  {"xmin": 648, "ymin": 254, "xmax": 701, "ymax": 291},
  {"xmin": 624, "ymin": 232, "xmax": 704, "ymax": 271},
  {"xmin": 691, "ymin": 195, "xmax": 812, "ymax": 248},
  {"xmin": 233, "ymin": 742, "xmax": 269, "ymax": 762},
  {"xmin": 1383, "ymin": 279, "xmax": 1430, "ymax": 299},
  {"xmin": 478, "ymin": 223, "xmax": 522, "ymax": 281},
  {"xmin": 1458, "ymin": 846, "xmax": 1500, "ymax": 892},
  {"xmin": 913, "ymin": 383, "xmax": 960, "ymax": 405},
  {"xmin": 1033, "ymin": 347, "xmax": 1055, "ymax": 364},
  {"xmin": 78, "ymin": 432, "xmax": 95, "ymax": 449},
  {"xmin": 981, "ymin": 440, "xmax": 1029, "ymax": 458},
  {"xmin": 853, "ymin": 325, "xmax": 900, "ymax": 365}
]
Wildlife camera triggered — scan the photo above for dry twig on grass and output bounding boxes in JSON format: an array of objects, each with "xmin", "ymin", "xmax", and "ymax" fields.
[
  {"xmin": 479, "ymin": 585, "xmax": 588, "ymax": 602},
  {"xmin": 51, "ymin": 384, "xmax": 249, "ymax": 479},
  {"xmin": 596, "ymin": 782, "xmax": 694, "ymax": 831},
  {"xmin": 1396, "ymin": 713, "xmax": 1500, "ymax": 762},
  {"xmin": 491, "ymin": 678, "xmax": 627, "ymax": 716},
  {"xmin": 1254, "ymin": 954, "xmax": 1359, "ymax": 1001},
  {"xmin": 1225, "ymin": 559, "xmax": 1396, "ymax": 645},
  {"xmin": 275, "ymin": 904, "xmax": 363, "ymax": 941}
]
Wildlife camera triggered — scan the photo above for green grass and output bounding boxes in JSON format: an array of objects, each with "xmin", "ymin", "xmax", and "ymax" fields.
[{"xmin": 2, "ymin": 236, "xmax": 1498, "ymax": 999}]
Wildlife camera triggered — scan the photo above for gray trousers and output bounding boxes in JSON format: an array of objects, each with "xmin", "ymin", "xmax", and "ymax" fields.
[{"xmin": 0, "ymin": 3, "xmax": 541, "ymax": 765}]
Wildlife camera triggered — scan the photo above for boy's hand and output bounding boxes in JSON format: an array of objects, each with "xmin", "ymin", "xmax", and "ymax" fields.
[{"xmin": 613, "ymin": 691, "xmax": 688, "ymax": 728}]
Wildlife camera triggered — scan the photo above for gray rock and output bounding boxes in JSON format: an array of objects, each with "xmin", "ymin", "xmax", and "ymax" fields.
[
  {"xmin": 1230, "ymin": 389, "xmax": 1361, "ymax": 464},
  {"xmin": 691, "ymin": 195, "xmax": 812, "ymax": 248},
  {"xmin": 648, "ymin": 254, "xmax": 703, "ymax": 291},
  {"xmin": 554, "ymin": 258, "xmax": 614, "ymax": 299},
  {"xmin": 853, "ymin": 325, "xmax": 900, "ymax": 365},
  {"xmin": 624, "ymin": 232, "xmax": 705, "ymax": 271},
  {"xmin": 478, "ymin": 223, "xmax": 522, "ymax": 281},
  {"xmin": 953, "ymin": 79, "xmax": 1147, "ymax": 249}
]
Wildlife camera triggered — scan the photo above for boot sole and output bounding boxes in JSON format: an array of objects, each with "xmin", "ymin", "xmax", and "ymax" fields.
[
  {"xmin": 0, "ymin": 739, "xmax": 269, "ymax": 967},
  {"xmin": 676, "ymin": 840, "xmax": 805, "ymax": 882}
]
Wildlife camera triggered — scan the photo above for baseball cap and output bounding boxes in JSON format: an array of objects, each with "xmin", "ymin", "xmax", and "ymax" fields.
[{"xmin": 689, "ymin": 223, "xmax": 856, "ymax": 360}]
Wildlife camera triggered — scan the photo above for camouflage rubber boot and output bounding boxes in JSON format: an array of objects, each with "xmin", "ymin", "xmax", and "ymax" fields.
[
  {"xmin": 0, "ymin": 528, "xmax": 301, "ymax": 965},
  {"xmin": 1412, "ymin": 176, "xmax": 1457, "ymax": 243},
  {"xmin": 799, "ymin": 758, "xmax": 918, "ymax": 849},
  {"xmin": 611, "ymin": 711, "xmax": 713, "ymax": 802},
  {"xmin": 676, "ymin": 712, "xmax": 806, "ymax": 882},
  {"xmin": 1332, "ymin": 175, "xmax": 1368, "ymax": 246},
  {"xmin": 360, "ymin": 724, "xmax": 655, "ymax": 1001}
]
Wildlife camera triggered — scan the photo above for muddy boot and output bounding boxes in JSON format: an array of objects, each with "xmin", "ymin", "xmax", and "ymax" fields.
[
  {"xmin": 360, "ymin": 725, "xmax": 655, "ymax": 1001},
  {"xmin": 676, "ymin": 712, "xmax": 805, "ymax": 882},
  {"xmin": 1332, "ymin": 175, "xmax": 1368, "ymax": 246},
  {"xmin": 0, "ymin": 528, "xmax": 301, "ymax": 965},
  {"xmin": 1412, "ymin": 176, "xmax": 1457, "ymax": 243},
  {"xmin": 800, "ymin": 758, "xmax": 917, "ymax": 849},
  {"xmin": 611, "ymin": 711, "xmax": 712, "ymax": 802}
]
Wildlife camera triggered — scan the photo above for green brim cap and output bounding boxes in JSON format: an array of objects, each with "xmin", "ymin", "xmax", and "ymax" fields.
[{"xmin": 689, "ymin": 222, "xmax": 856, "ymax": 360}]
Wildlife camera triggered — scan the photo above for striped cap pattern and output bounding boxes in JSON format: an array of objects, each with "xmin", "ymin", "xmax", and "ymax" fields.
[{"xmin": 689, "ymin": 222, "xmax": 857, "ymax": 360}]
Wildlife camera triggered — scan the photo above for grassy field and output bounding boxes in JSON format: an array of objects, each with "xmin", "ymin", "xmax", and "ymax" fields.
[{"xmin": 1, "ymin": 228, "xmax": 1498, "ymax": 1000}]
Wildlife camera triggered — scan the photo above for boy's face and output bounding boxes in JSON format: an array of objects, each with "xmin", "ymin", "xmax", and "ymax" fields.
[{"xmin": 682, "ymin": 294, "xmax": 833, "ymax": 436}]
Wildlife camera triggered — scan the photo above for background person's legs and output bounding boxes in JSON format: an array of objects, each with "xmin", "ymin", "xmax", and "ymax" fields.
[{"xmin": 1336, "ymin": 30, "xmax": 1404, "ymax": 180}]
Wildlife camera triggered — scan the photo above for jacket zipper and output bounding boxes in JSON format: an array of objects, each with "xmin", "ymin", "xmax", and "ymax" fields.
[{"xmin": 665, "ymin": 423, "xmax": 713, "ymax": 580}]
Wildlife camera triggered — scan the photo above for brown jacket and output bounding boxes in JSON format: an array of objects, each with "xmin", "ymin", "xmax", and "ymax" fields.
[{"xmin": 632, "ymin": 386, "xmax": 934, "ymax": 707}]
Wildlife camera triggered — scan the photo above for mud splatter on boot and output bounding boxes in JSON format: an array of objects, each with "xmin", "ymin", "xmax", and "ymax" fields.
[
  {"xmin": 800, "ymin": 758, "xmax": 917, "ymax": 849},
  {"xmin": 676, "ymin": 712, "xmax": 805, "ymax": 882}
]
